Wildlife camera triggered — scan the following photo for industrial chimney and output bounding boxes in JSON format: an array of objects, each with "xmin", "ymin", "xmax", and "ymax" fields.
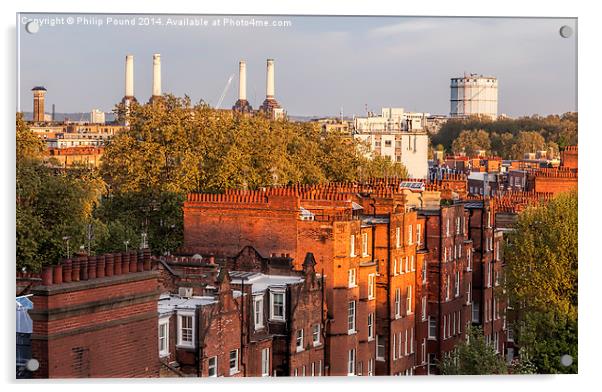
[
  {"xmin": 232, "ymin": 60, "xmax": 253, "ymax": 113},
  {"xmin": 31, "ymin": 86, "xmax": 47, "ymax": 123},
  {"xmin": 122, "ymin": 55, "xmax": 136, "ymax": 104},
  {"xmin": 151, "ymin": 53, "xmax": 161, "ymax": 101},
  {"xmin": 259, "ymin": 58, "xmax": 283, "ymax": 119}
]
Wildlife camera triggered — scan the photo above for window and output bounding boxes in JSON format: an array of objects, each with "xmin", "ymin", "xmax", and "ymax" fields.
[
  {"xmin": 229, "ymin": 349, "xmax": 239, "ymax": 375},
  {"xmin": 302, "ymin": 365, "xmax": 306, "ymax": 376},
  {"xmin": 452, "ymin": 312, "xmax": 456, "ymax": 335},
  {"xmin": 348, "ymin": 268, "xmax": 356, "ymax": 287},
  {"xmin": 376, "ymin": 335, "xmax": 385, "ymax": 360},
  {"xmin": 466, "ymin": 282, "xmax": 472, "ymax": 305},
  {"xmin": 427, "ymin": 354, "xmax": 436, "ymax": 375},
  {"xmin": 254, "ymin": 296, "xmax": 264, "ymax": 329},
  {"xmin": 467, "ymin": 249, "xmax": 472, "ymax": 271},
  {"xmin": 487, "ymin": 212, "xmax": 491, "ymax": 228},
  {"xmin": 350, "ymin": 234, "xmax": 356, "ymax": 256},
  {"xmin": 457, "ymin": 310, "xmax": 462, "ymax": 334},
  {"xmin": 421, "ymin": 339, "xmax": 426, "ymax": 364},
  {"xmin": 367, "ymin": 313, "xmax": 374, "ymax": 340},
  {"xmin": 368, "ymin": 359, "xmax": 374, "ymax": 376},
  {"xmin": 507, "ymin": 328, "xmax": 514, "ymax": 342},
  {"xmin": 422, "ymin": 260, "xmax": 427, "ymax": 283},
  {"xmin": 445, "ymin": 275, "xmax": 450, "ymax": 301},
  {"xmin": 416, "ymin": 224, "xmax": 422, "ymax": 244},
  {"xmin": 296, "ymin": 329, "xmax": 304, "ymax": 351},
  {"xmin": 405, "ymin": 256, "xmax": 410, "ymax": 272},
  {"xmin": 348, "ymin": 349, "xmax": 356, "ymax": 375},
  {"xmin": 393, "ymin": 334, "xmax": 397, "ymax": 360},
  {"xmin": 159, "ymin": 318, "xmax": 169, "ymax": 357},
  {"xmin": 493, "ymin": 332, "xmax": 500, "ymax": 353},
  {"xmin": 410, "ymin": 328, "xmax": 415, "ymax": 354},
  {"xmin": 311, "ymin": 362, "xmax": 315, "ymax": 377},
  {"xmin": 443, "ymin": 315, "xmax": 447, "ymax": 339},
  {"xmin": 446, "ymin": 218, "xmax": 450, "ymax": 237},
  {"xmin": 408, "ymin": 225, "xmax": 413, "ymax": 245},
  {"xmin": 455, "ymin": 271, "xmax": 460, "ymax": 298},
  {"xmin": 270, "ymin": 291, "xmax": 285, "ymax": 321},
  {"xmin": 294, "ymin": 368, "xmax": 298, "ymax": 377},
  {"xmin": 177, "ymin": 313, "xmax": 194, "ymax": 348},
  {"xmin": 472, "ymin": 301, "xmax": 480, "ymax": 323},
  {"xmin": 411, "ymin": 255, "xmax": 415, "ymax": 271},
  {"xmin": 312, "ymin": 324, "xmax": 321, "ymax": 346},
  {"xmin": 406, "ymin": 286, "xmax": 412, "ymax": 315},
  {"xmin": 368, "ymin": 274, "xmax": 375, "ymax": 299},
  {"xmin": 422, "ymin": 296, "xmax": 427, "ymax": 321},
  {"xmin": 261, "ymin": 348, "xmax": 270, "ymax": 377},
  {"xmin": 348, "ymin": 301, "xmax": 356, "ymax": 333},
  {"xmin": 385, "ymin": 140, "xmax": 392, "ymax": 147},
  {"xmin": 447, "ymin": 313, "xmax": 452, "ymax": 337},
  {"xmin": 395, "ymin": 288, "xmax": 401, "ymax": 318},
  {"xmin": 398, "ymin": 332, "xmax": 403, "ymax": 358},
  {"xmin": 443, "ymin": 247, "xmax": 447, "ymax": 263},
  {"xmin": 456, "ymin": 217, "xmax": 461, "ymax": 234},
  {"xmin": 428, "ymin": 317, "xmax": 437, "ymax": 339},
  {"xmin": 396, "ymin": 227, "xmax": 401, "ymax": 248},
  {"xmin": 208, "ymin": 356, "xmax": 217, "ymax": 377},
  {"xmin": 362, "ymin": 232, "xmax": 369, "ymax": 256},
  {"xmin": 487, "ymin": 263, "xmax": 492, "ymax": 287},
  {"xmin": 318, "ymin": 360, "xmax": 322, "ymax": 376},
  {"xmin": 393, "ymin": 258, "xmax": 398, "ymax": 275},
  {"xmin": 404, "ymin": 330, "xmax": 409, "ymax": 355}
]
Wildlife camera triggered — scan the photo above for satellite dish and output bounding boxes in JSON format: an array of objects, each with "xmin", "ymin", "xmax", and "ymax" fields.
[{"xmin": 26, "ymin": 358, "xmax": 40, "ymax": 372}]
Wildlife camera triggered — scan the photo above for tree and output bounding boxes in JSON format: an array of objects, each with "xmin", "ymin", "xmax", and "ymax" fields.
[
  {"xmin": 451, "ymin": 129, "xmax": 491, "ymax": 156},
  {"xmin": 438, "ymin": 326, "xmax": 508, "ymax": 375},
  {"xmin": 504, "ymin": 191, "xmax": 578, "ymax": 373},
  {"xmin": 509, "ymin": 131, "xmax": 546, "ymax": 159}
]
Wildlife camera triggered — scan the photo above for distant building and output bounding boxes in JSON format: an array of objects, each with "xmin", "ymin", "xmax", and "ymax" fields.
[
  {"xmin": 450, "ymin": 74, "xmax": 498, "ymax": 119},
  {"xmin": 90, "ymin": 109, "xmax": 106, "ymax": 124},
  {"xmin": 31, "ymin": 86, "xmax": 47, "ymax": 123},
  {"xmin": 353, "ymin": 108, "xmax": 429, "ymax": 179}
]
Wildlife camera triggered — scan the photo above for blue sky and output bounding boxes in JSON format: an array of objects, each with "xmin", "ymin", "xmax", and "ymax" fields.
[{"xmin": 17, "ymin": 14, "xmax": 577, "ymax": 117}]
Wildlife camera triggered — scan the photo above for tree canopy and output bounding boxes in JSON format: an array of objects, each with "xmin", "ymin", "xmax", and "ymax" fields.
[{"xmin": 503, "ymin": 191, "xmax": 578, "ymax": 373}]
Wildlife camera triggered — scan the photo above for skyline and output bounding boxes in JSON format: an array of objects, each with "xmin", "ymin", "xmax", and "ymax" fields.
[{"xmin": 18, "ymin": 14, "xmax": 577, "ymax": 117}]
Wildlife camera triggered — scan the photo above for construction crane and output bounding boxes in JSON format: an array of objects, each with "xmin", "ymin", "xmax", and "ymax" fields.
[{"xmin": 215, "ymin": 74, "xmax": 234, "ymax": 109}]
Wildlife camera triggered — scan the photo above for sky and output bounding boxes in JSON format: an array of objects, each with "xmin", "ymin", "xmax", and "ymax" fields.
[{"xmin": 17, "ymin": 14, "xmax": 577, "ymax": 118}]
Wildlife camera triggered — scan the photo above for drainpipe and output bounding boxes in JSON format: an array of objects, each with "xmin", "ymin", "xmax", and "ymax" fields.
[
  {"xmin": 386, "ymin": 217, "xmax": 392, "ymax": 375},
  {"xmin": 438, "ymin": 213, "xmax": 443, "ymax": 365},
  {"xmin": 196, "ymin": 304, "xmax": 201, "ymax": 377}
]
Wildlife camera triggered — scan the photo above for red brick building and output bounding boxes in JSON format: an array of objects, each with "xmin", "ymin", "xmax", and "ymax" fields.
[{"xmin": 27, "ymin": 250, "xmax": 161, "ymax": 378}]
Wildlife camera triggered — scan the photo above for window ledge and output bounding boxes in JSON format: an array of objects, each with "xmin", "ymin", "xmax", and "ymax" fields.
[
  {"xmin": 347, "ymin": 330, "xmax": 357, "ymax": 335},
  {"xmin": 296, "ymin": 347, "xmax": 305, "ymax": 353},
  {"xmin": 229, "ymin": 370, "xmax": 240, "ymax": 376},
  {"xmin": 368, "ymin": 337, "xmax": 374, "ymax": 342},
  {"xmin": 313, "ymin": 342, "xmax": 322, "ymax": 348}
]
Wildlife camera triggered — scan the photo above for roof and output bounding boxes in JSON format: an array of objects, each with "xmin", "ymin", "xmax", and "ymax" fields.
[
  {"xmin": 229, "ymin": 271, "xmax": 303, "ymax": 294},
  {"xmin": 158, "ymin": 291, "xmax": 242, "ymax": 316}
]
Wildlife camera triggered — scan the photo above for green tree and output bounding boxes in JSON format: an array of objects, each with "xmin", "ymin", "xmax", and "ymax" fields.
[
  {"xmin": 509, "ymin": 131, "xmax": 546, "ymax": 159},
  {"xmin": 438, "ymin": 326, "xmax": 508, "ymax": 375},
  {"xmin": 451, "ymin": 129, "xmax": 491, "ymax": 156},
  {"xmin": 504, "ymin": 191, "xmax": 578, "ymax": 373}
]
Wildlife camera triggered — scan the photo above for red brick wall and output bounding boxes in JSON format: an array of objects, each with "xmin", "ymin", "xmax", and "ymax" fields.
[{"xmin": 30, "ymin": 269, "xmax": 160, "ymax": 378}]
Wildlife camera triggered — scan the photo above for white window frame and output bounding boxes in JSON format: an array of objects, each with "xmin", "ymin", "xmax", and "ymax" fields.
[
  {"xmin": 261, "ymin": 347, "xmax": 270, "ymax": 376},
  {"xmin": 350, "ymin": 234, "xmax": 356, "ymax": 257},
  {"xmin": 398, "ymin": 332, "xmax": 403, "ymax": 358},
  {"xmin": 446, "ymin": 218, "xmax": 450, "ymax": 237},
  {"xmin": 393, "ymin": 333, "xmax": 397, "ymax": 360},
  {"xmin": 408, "ymin": 225, "xmax": 413, "ymax": 245},
  {"xmin": 368, "ymin": 359, "xmax": 374, "ymax": 376},
  {"xmin": 393, "ymin": 258, "xmax": 398, "ymax": 276},
  {"xmin": 296, "ymin": 329, "xmax": 304, "ymax": 352},
  {"xmin": 348, "ymin": 268, "xmax": 357, "ymax": 288},
  {"xmin": 396, "ymin": 227, "xmax": 401, "ymax": 248},
  {"xmin": 456, "ymin": 217, "xmax": 461, "ymax": 234},
  {"xmin": 472, "ymin": 301, "xmax": 480, "ymax": 323},
  {"xmin": 455, "ymin": 271, "xmax": 460, "ymax": 298},
  {"xmin": 368, "ymin": 274, "xmax": 375, "ymax": 300},
  {"xmin": 421, "ymin": 339, "xmax": 426, "ymax": 364},
  {"xmin": 404, "ymin": 329, "xmax": 409, "ymax": 356},
  {"xmin": 416, "ymin": 224, "xmax": 422, "ymax": 244},
  {"xmin": 229, "ymin": 349, "xmax": 239, "ymax": 375},
  {"xmin": 348, "ymin": 349, "xmax": 356, "ymax": 376},
  {"xmin": 269, "ymin": 290, "xmax": 286, "ymax": 321},
  {"xmin": 368, "ymin": 312, "xmax": 374, "ymax": 341},
  {"xmin": 446, "ymin": 275, "xmax": 450, "ymax": 301},
  {"xmin": 362, "ymin": 232, "xmax": 369, "ymax": 256},
  {"xmin": 254, "ymin": 295, "xmax": 264, "ymax": 330},
  {"xmin": 208, "ymin": 356, "xmax": 218, "ymax": 377},
  {"xmin": 318, "ymin": 360, "xmax": 322, "ymax": 376},
  {"xmin": 422, "ymin": 296, "xmax": 427, "ymax": 321},
  {"xmin": 466, "ymin": 281, "xmax": 472, "ymax": 305},
  {"xmin": 158, "ymin": 317, "xmax": 170, "ymax": 357},
  {"xmin": 348, "ymin": 300, "xmax": 356, "ymax": 334},
  {"xmin": 395, "ymin": 288, "xmax": 401, "ymax": 318},
  {"xmin": 443, "ymin": 315, "xmax": 447, "ymax": 339},
  {"xmin": 406, "ymin": 285, "xmax": 413, "ymax": 315},
  {"xmin": 422, "ymin": 260, "xmax": 427, "ymax": 283},
  {"xmin": 312, "ymin": 324, "xmax": 321, "ymax": 346},
  {"xmin": 411, "ymin": 255, "xmax": 415, "ymax": 271},
  {"xmin": 410, "ymin": 328, "xmax": 415, "ymax": 354},
  {"xmin": 376, "ymin": 335, "xmax": 385, "ymax": 361},
  {"xmin": 467, "ymin": 249, "xmax": 472, "ymax": 271},
  {"xmin": 177, "ymin": 312, "xmax": 195, "ymax": 348},
  {"xmin": 428, "ymin": 316, "xmax": 437, "ymax": 340},
  {"xmin": 405, "ymin": 256, "xmax": 410, "ymax": 272}
]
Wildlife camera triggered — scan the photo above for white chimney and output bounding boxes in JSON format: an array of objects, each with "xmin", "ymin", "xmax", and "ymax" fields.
[
  {"xmin": 125, "ymin": 55, "xmax": 134, "ymax": 98},
  {"xmin": 238, "ymin": 60, "xmax": 247, "ymax": 101},
  {"xmin": 152, "ymin": 53, "xmax": 161, "ymax": 97},
  {"xmin": 266, "ymin": 59, "xmax": 275, "ymax": 99}
]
